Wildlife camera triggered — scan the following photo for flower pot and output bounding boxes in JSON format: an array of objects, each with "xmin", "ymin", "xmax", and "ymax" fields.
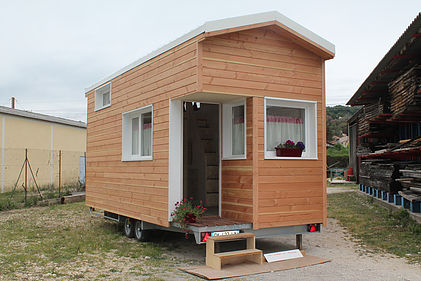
[
  {"xmin": 185, "ymin": 214, "xmax": 197, "ymax": 223},
  {"xmin": 275, "ymin": 147, "xmax": 302, "ymax": 157}
]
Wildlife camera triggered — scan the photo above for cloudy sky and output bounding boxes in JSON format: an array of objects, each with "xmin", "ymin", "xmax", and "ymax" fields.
[{"xmin": 1, "ymin": 0, "xmax": 420, "ymax": 122}]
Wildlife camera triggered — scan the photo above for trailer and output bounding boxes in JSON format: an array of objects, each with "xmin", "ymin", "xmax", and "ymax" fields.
[{"xmin": 85, "ymin": 11, "xmax": 335, "ymax": 247}]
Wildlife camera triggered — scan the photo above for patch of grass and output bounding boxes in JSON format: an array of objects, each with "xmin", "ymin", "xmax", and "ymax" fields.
[
  {"xmin": 0, "ymin": 184, "xmax": 80, "ymax": 211},
  {"xmin": 0, "ymin": 202, "xmax": 178, "ymax": 279},
  {"xmin": 328, "ymin": 192, "xmax": 421, "ymax": 263}
]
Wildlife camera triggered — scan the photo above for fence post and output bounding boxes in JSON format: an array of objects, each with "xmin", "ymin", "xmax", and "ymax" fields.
[
  {"xmin": 58, "ymin": 150, "xmax": 61, "ymax": 197},
  {"xmin": 24, "ymin": 148, "xmax": 27, "ymax": 203}
]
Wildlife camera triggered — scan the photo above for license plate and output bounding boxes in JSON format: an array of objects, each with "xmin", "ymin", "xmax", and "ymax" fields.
[{"xmin": 211, "ymin": 230, "xmax": 240, "ymax": 237}]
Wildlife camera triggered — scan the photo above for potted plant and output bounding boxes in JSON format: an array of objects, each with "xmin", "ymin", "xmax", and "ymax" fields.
[
  {"xmin": 171, "ymin": 197, "xmax": 207, "ymax": 230},
  {"xmin": 275, "ymin": 140, "xmax": 305, "ymax": 157}
]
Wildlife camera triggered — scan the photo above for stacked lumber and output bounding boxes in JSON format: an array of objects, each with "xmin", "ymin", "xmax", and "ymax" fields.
[
  {"xmin": 356, "ymin": 145, "xmax": 372, "ymax": 157},
  {"xmin": 389, "ymin": 65, "xmax": 421, "ymax": 116},
  {"xmin": 397, "ymin": 164, "xmax": 421, "ymax": 194},
  {"xmin": 359, "ymin": 160, "xmax": 401, "ymax": 193},
  {"xmin": 358, "ymin": 103, "xmax": 387, "ymax": 135}
]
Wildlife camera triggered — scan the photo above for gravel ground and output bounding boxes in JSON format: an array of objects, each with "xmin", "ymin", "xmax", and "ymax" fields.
[
  {"xmin": 167, "ymin": 217, "xmax": 421, "ymax": 281},
  {"xmin": 1, "ymin": 193, "xmax": 420, "ymax": 280}
]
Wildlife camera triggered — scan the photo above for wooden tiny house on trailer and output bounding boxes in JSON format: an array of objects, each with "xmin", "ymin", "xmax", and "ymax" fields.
[{"xmin": 85, "ymin": 11, "xmax": 335, "ymax": 243}]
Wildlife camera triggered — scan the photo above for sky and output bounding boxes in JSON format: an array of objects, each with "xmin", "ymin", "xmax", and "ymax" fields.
[{"xmin": 0, "ymin": 0, "xmax": 420, "ymax": 122}]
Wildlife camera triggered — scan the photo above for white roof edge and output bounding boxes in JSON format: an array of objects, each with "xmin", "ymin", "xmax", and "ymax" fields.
[{"xmin": 85, "ymin": 11, "xmax": 335, "ymax": 93}]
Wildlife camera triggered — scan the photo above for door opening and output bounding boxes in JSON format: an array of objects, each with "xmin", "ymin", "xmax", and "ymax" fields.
[{"xmin": 183, "ymin": 102, "xmax": 219, "ymax": 216}]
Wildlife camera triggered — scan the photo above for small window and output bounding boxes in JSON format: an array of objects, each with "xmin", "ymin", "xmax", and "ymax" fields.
[
  {"xmin": 265, "ymin": 97, "xmax": 317, "ymax": 159},
  {"xmin": 223, "ymin": 100, "xmax": 246, "ymax": 159},
  {"xmin": 95, "ymin": 82, "xmax": 111, "ymax": 110},
  {"xmin": 122, "ymin": 105, "xmax": 153, "ymax": 161}
]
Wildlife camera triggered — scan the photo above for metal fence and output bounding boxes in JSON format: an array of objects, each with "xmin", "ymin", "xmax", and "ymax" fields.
[{"xmin": 1, "ymin": 148, "xmax": 85, "ymax": 194}]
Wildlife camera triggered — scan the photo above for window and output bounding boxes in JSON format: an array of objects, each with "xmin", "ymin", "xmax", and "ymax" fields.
[
  {"xmin": 265, "ymin": 97, "xmax": 317, "ymax": 159},
  {"xmin": 222, "ymin": 100, "xmax": 246, "ymax": 159},
  {"xmin": 122, "ymin": 105, "xmax": 153, "ymax": 161},
  {"xmin": 95, "ymin": 82, "xmax": 111, "ymax": 110}
]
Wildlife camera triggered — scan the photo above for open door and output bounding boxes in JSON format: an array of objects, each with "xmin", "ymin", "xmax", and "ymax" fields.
[{"xmin": 183, "ymin": 102, "xmax": 220, "ymax": 216}]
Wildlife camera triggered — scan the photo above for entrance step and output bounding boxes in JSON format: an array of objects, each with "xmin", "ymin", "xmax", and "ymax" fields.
[
  {"xmin": 200, "ymin": 140, "xmax": 216, "ymax": 153},
  {"xmin": 206, "ymin": 179, "xmax": 219, "ymax": 193},
  {"xmin": 206, "ymin": 166, "xmax": 219, "ymax": 180},
  {"xmin": 206, "ymin": 233, "xmax": 263, "ymax": 270},
  {"xmin": 205, "ymin": 153, "xmax": 218, "ymax": 166},
  {"xmin": 206, "ymin": 192, "xmax": 219, "ymax": 207}
]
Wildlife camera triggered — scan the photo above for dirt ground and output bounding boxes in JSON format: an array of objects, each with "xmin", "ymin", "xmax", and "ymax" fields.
[
  {"xmin": 164, "ymin": 218, "xmax": 421, "ymax": 281},
  {"xmin": 1, "ymin": 190, "xmax": 421, "ymax": 280}
]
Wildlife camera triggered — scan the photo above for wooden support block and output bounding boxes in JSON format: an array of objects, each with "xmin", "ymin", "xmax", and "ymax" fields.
[{"xmin": 296, "ymin": 234, "xmax": 303, "ymax": 250}]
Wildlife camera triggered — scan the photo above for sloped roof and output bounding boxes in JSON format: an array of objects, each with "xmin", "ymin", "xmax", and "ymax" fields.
[
  {"xmin": 347, "ymin": 13, "xmax": 421, "ymax": 106},
  {"xmin": 0, "ymin": 106, "xmax": 86, "ymax": 128},
  {"xmin": 85, "ymin": 11, "xmax": 335, "ymax": 93}
]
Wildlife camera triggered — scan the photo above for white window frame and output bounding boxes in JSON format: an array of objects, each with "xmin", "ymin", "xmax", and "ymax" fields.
[
  {"xmin": 222, "ymin": 99, "xmax": 246, "ymax": 160},
  {"xmin": 122, "ymin": 105, "xmax": 153, "ymax": 161},
  {"xmin": 264, "ymin": 97, "xmax": 317, "ymax": 160},
  {"xmin": 94, "ymin": 82, "xmax": 112, "ymax": 111}
]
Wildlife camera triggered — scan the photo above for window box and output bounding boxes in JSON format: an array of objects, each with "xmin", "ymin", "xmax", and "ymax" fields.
[
  {"xmin": 122, "ymin": 105, "xmax": 153, "ymax": 161},
  {"xmin": 275, "ymin": 147, "xmax": 303, "ymax": 157}
]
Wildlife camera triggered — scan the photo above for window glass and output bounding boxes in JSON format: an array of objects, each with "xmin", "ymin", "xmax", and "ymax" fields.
[
  {"xmin": 141, "ymin": 112, "xmax": 152, "ymax": 157},
  {"xmin": 131, "ymin": 117, "xmax": 139, "ymax": 155},
  {"xmin": 102, "ymin": 92, "xmax": 110, "ymax": 107},
  {"xmin": 232, "ymin": 105, "xmax": 245, "ymax": 155},
  {"xmin": 266, "ymin": 106, "xmax": 305, "ymax": 151}
]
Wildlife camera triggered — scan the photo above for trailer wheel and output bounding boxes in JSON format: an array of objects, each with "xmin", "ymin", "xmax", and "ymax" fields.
[
  {"xmin": 123, "ymin": 217, "xmax": 135, "ymax": 238},
  {"xmin": 134, "ymin": 220, "xmax": 148, "ymax": 242}
]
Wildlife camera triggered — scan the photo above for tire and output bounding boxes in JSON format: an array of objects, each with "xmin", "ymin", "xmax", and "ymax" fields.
[
  {"xmin": 123, "ymin": 217, "xmax": 135, "ymax": 238},
  {"xmin": 134, "ymin": 220, "xmax": 148, "ymax": 242}
]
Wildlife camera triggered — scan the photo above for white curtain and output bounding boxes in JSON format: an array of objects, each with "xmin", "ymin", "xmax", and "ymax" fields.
[
  {"xmin": 232, "ymin": 105, "xmax": 244, "ymax": 155},
  {"xmin": 141, "ymin": 113, "xmax": 152, "ymax": 156},
  {"xmin": 266, "ymin": 109, "xmax": 305, "ymax": 151},
  {"xmin": 131, "ymin": 117, "xmax": 139, "ymax": 155}
]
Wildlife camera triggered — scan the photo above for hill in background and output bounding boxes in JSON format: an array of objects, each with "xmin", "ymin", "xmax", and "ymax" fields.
[{"xmin": 326, "ymin": 105, "xmax": 360, "ymax": 142}]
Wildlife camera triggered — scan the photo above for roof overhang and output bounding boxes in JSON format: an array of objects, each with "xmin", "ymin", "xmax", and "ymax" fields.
[
  {"xmin": 85, "ymin": 11, "xmax": 335, "ymax": 94},
  {"xmin": 347, "ymin": 13, "xmax": 421, "ymax": 106},
  {"xmin": 0, "ymin": 106, "xmax": 86, "ymax": 128}
]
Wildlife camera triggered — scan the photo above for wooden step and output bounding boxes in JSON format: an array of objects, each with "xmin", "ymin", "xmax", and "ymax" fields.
[
  {"xmin": 206, "ymin": 166, "xmax": 219, "ymax": 179},
  {"xmin": 215, "ymin": 249, "xmax": 263, "ymax": 269},
  {"xmin": 206, "ymin": 179, "xmax": 219, "ymax": 193},
  {"xmin": 206, "ymin": 192, "xmax": 219, "ymax": 207},
  {"xmin": 205, "ymin": 153, "xmax": 218, "ymax": 166},
  {"xmin": 206, "ymin": 233, "xmax": 262, "ymax": 270}
]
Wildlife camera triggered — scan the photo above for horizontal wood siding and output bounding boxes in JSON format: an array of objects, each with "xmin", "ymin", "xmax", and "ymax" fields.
[
  {"xmin": 221, "ymin": 98, "xmax": 253, "ymax": 222},
  {"xmin": 86, "ymin": 38, "xmax": 199, "ymax": 227},
  {"xmin": 201, "ymin": 27, "xmax": 325, "ymax": 229}
]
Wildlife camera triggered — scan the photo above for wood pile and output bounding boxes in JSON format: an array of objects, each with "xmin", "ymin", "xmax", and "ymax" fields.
[
  {"xmin": 389, "ymin": 65, "xmax": 421, "ymax": 116},
  {"xmin": 397, "ymin": 164, "xmax": 421, "ymax": 195},
  {"xmin": 357, "ymin": 102, "xmax": 387, "ymax": 135},
  {"xmin": 359, "ymin": 160, "xmax": 401, "ymax": 193},
  {"xmin": 356, "ymin": 145, "xmax": 371, "ymax": 157}
]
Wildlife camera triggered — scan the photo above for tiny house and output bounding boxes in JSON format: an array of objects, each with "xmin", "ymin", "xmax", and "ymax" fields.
[{"xmin": 85, "ymin": 11, "xmax": 335, "ymax": 243}]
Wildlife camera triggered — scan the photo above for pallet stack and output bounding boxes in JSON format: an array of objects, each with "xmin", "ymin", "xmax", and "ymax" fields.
[{"xmin": 389, "ymin": 65, "xmax": 421, "ymax": 116}]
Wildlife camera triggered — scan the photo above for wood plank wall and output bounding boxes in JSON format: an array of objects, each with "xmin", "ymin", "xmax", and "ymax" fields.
[
  {"xmin": 201, "ymin": 27, "xmax": 325, "ymax": 229},
  {"xmin": 221, "ymin": 97, "xmax": 254, "ymax": 222},
  {"xmin": 86, "ymin": 38, "xmax": 199, "ymax": 227}
]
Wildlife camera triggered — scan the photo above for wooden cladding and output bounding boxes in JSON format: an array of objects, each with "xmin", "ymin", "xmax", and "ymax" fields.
[
  {"xmin": 86, "ymin": 24, "xmax": 327, "ymax": 230},
  {"xmin": 86, "ymin": 37, "xmax": 199, "ymax": 227}
]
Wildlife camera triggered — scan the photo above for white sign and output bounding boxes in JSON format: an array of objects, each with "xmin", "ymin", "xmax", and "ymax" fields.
[{"xmin": 264, "ymin": 249, "xmax": 303, "ymax": 263}]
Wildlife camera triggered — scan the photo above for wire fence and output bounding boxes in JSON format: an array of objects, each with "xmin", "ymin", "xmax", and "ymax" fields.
[{"xmin": 1, "ymin": 148, "xmax": 86, "ymax": 194}]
